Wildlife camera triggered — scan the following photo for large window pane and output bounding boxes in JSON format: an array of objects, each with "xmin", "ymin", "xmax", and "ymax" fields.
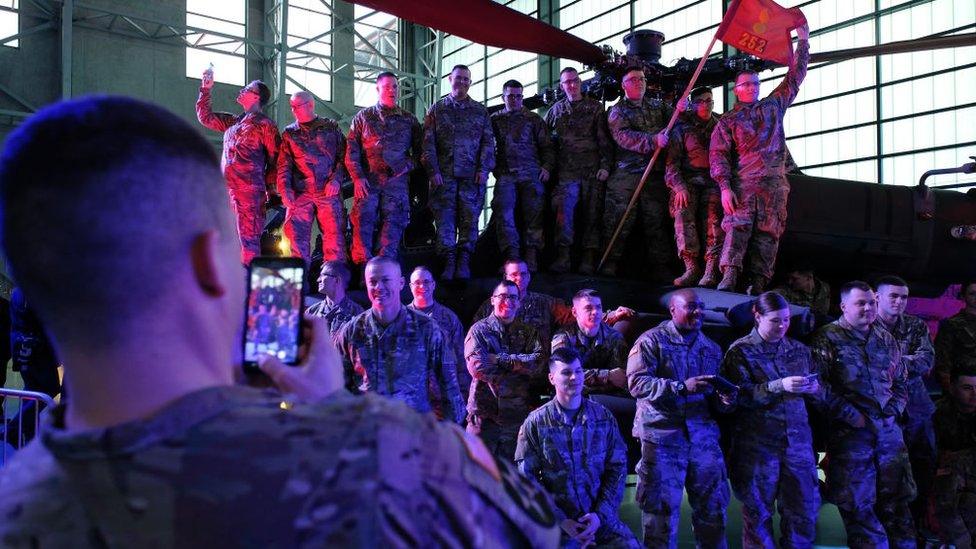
[
  {"xmin": 1, "ymin": 0, "xmax": 17, "ymax": 48},
  {"xmin": 185, "ymin": 0, "xmax": 246, "ymax": 86}
]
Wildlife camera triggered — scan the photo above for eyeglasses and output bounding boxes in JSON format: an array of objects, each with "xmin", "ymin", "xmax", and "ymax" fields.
[
  {"xmin": 492, "ymin": 294, "xmax": 519, "ymax": 302},
  {"xmin": 735, "ymin": 81, "xmax": 760, "ymax": 88},
  {"xmin": 623, "ymin": 77, "xmax": 647, "ymax": 84},
  {"xmin": 560, "ymin": 77, "xmax": 582, "ymax": 85},
  {"xmin": 410, "ymin": 280, "xmax": 434, "ymax": 287},
  {"xmin": 693, "ymin": 99, "xmax": 715, "ymax": 105}
]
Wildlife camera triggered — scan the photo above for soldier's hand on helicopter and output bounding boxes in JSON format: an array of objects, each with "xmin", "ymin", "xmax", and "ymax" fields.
[
  {"xmin": 539, "ymin": 168, "xmax": 550, "ymax": 183},
  {"xmin": 721, "ymin": 188, "xmax": 738, "ymax": 215},
  {"xmin": 596, "ymin": 168, "xmax": 609, "ymax": 182},
  {"xmin": 654, "ymin": 131, "xmax": 669, "ymax": 149},
  {"xmin": 430, "ymin": 173, "xmax": 444, "ymax": 188},
  {"xmin": 673, "ymin": 188, "xmax": 690, "ymax": 209}
]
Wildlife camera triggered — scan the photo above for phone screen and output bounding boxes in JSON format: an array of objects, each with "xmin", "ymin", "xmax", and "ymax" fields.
[{"xmin": 243, "ymin": 258, "xmax": 305, "ymax": 369}]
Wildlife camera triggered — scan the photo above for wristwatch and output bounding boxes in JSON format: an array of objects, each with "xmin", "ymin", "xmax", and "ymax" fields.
[{"xmin": 676, "ymin": 381, "xmax": 687, "ymax": 395}]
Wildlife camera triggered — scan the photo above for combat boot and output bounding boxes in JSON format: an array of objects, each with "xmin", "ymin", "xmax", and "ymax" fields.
[
  {"xmin": 550, "ymin": 247, "xmax": 571, "ymax": 274},
  {"xmin": 697, "ymin": 258, "xmax": 721, "ymax": 287},
  {"xmin": 578, "ymin": 250, "xmax": 596, "ymax": 275},
  {"xmin": 442, "ymin": 252, "xmax": 456, "ymax": 281},
  {"xmin": 746, "ymin": 274, "xmax": 769, "ymax": 296},
  {"xmin": 716, "ymin": 266, "xmax": 740, "ymax": 292},
  {"xmin": 673, "ymin": 258, "xmax": 702, "ymax": 287},
  {"xmin": 599, "ymin": 259, "xmax": 618, "ymax": 277},
  {"xmin": 455, "ymin": 251, "xmax": 472, "ymax": 280},
  {"xmin": 524, "ymin": 247, "xmax": 539, "ymax": 272}
]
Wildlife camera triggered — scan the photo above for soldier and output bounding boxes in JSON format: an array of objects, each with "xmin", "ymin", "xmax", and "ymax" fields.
[
  {"xmin": 333, "ymin": 256, "xmax": 465, "ymax": 424},
  {"xmin": 346, "ymin": 72, "xmax": 423, "ymax": 265},
  {"xmin": 277, "ymin": 91, "xmax": 348, "ymax": 265},
  {"xmin": 305, "ymin": 260, "xmax": 364, "ymax": 336},
  {"xmin": 196, "ymin": 68, "xmax": 280, "ymax": 264},
  {"xmin": 710, "ymin": 22, "xmax": 809, "ymax": 294},
  {"xmin": 627, "ymin": 288, "xmax": 733, "ymax": 548},
  {"xmin": 407, "ymin": 265, "xmax": 471, "ymax": 398},
  {"xmin": 932, "ymin": 366, "xmax": 976, "ymax": 549},
  {"xmin": 812, "ymin": 281, "xmax": 916, "ymax": 548},
  {"xmin": 490, "ymin": 79, "xmax": 555, "ymax": 271},
  {"xmin": 601, "ymin": 67, "xmax": 673, "ymax": 279},
  {"xmin": 721, "ymin": 291, "xmax": 821, "ymax": 548},
  {"xmin": 516, "ymin": 347, "xmax": 640, "ymax": 548},
  {"xmin": 551, "ymin": 288, "xmax": 629, "ymax": 397},
  {"xmin": 465, "ymin": 279, "xmax": 545, "ymax": 460},
  {"xmin": 0, "ymin": 96, "xmax": 560, "ymax": 547},
  {"xmin": 773, "ymin": 264, "xmax": 832, "ymax": 317},
  {"xmin": 545, "ymin": 67, "xmax": 614, "ymax": 274},
  {"xmin": 875, "ymin": 275, "xmax": 937, "ymax": 535},
  {"xmin": 422, "ymin": 64, "xmax": 495, "ymax": 280},
  {"xmin": 665, "ymin": 86, "xmax": 724, "ymax": 287},
  {"xmin": 934, "ymin": 279, "xmax": 976, "ymax": 392}
]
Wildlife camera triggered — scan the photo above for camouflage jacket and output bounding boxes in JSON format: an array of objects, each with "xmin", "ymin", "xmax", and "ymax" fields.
[
  {"xmin": 490, "ymin": 107, "xmax": 555, "ymax": 178},
  {"xmin": 552, "ymin": 322, "xmax": 629, "ymax": 395},
  {"xmin": 664, "ymin": 111, "xmax": 720, "ymax": 193},
  {"xmin": 474, "ymin": 290, "xmax": 574, "ymax": 352},
  {"xmin": 305, "ymin": 295, "xmax": 364, "ymax": 337},
  {"xmin": 709, "ymin": 39, "xmax": 809, "ymax": 192},
  {"xmin": 722, "ymin": 329, "xmax": 819, "ymax": 449},
  {"xmin": 515, "ymin": 398, "xmax": 627, "ymax": 527},
  {"xmin": 422, "ymin": 95, "xmax": 495, "ymax": 179},
  {"xmin": 334, "ymin": 307, "xmax": 465, "ymax": 424},
  {"xmin": 607, "ymin": 96, "xmax": 672, "ymax": 175},
  {"xmin": 934, "ymin": 396, "xmax": 976, "ymax": 455},
  {"xmin": 773, "ymin": 277, "xmax": 832, "ymax": 316},
  {"xmin": 408, "ymin": 301, "xmax": 471, "ymax": 396},
  {"xmin": 627, "ymin": 321, "xmax": 726, "ymax": 444},
  {"xmin": 878, "ymin": 313, "xmax": 936, "ymax": 416},
  {"xmin": 811, "ymin": 317, "xmax": 908, "ymax": 427},
  {"xmin": 465, "ymin": 314, "xmax": 545, "ymax": 425},
  {"xmin": 935, "ymin": 310, "xmax": 976, "ymax": 390},
  {"xmin": 544, "ymin": 97, "xmax": 613, "ymax": 178},
  {"xmin": 196, "ymin": 87, "xmax": 280, "ymax": 189},
  {"xmin": 345, "ymin": 104, "xmax": 422, "ymax": 188},
  {"xmin": 277, "ymin": 116, "xmax": 347, "ymax": 200},
  {"xmin": 0, "ymin": 386, "xmax": 560, "ymax": 547}
]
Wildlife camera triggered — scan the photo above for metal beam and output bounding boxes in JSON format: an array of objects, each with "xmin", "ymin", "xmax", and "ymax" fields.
[{"xmin": 61, "ymin": 0, "xmax": 72, "ymax": 98}]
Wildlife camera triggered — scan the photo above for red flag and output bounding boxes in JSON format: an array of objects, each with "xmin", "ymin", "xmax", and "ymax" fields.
[{"xmin": 717, "ymin": 0, "xmax": 807, "ymax": 65}]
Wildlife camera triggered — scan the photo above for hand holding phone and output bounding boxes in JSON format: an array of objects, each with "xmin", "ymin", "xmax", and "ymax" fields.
[{"xmin": 258, "ymin": 315, "xmax": 345, "ymax": 401}]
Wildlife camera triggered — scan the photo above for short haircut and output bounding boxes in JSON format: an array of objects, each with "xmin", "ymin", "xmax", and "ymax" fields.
[
  {"xmin": 411, "ymin": 265, "xmax": 434, "ymax": 279},
  {"xmin": 549, "ymin": 346, "xmax": 581, "ymax": 371},
  {"xmin": 623, "ymin": 66, "xmax": 644, "ymax": 77},
  {"xmin": 321, "ymin": 260, "xmax": 351, "ymax": 285},
  {"xmin": 559, "ymin": 67, "xmax": 579, "ymax": 76},
  {"xmin": 365, "ymin": 255, "xmax": 401, "ymax": 275},
  {"xmin": 840, "ymin": 280, "xmax": 873, "ymax": 301},
  {"xmin": 376, "ymin": 71, "xmax": 397, "ymax": 82},
  {"xmin": 753, "ymin": 291, "xmax": 790, "ymax": 315},
  {"xmin": 251, "ymin": 80, "xmax": 271, "ymax": 107},
  {"xmin": 951, "ymin": 364, "xmax": 976, "ymax": 383},
  {"xmin": 875, "ymin": 275, "xmax": 909, "ymax": 291},
  {"xmin": 494, "ymin": 279, "xmax": 518, "ymax": 294},
  {"xmin": 689, "ymin": 86, "xmax": 711, "ymax": 100},
  {"xmin": 502, "ymin": 258, "xmax": 528, "ymax": 271},
  {"xmin": 503, "ymin": 79, "xmax": 523, "ymax": 90},
  {"xmin": 450, "ymin": 64, "xmax": 470, "ymax": 74},
  {"xmin": 735, "ymin": 69, "xmax": 759, "ymax": 80},
  {"xmin": 572, "ymin": 288, "xmax": 601, "ymax": 302}
]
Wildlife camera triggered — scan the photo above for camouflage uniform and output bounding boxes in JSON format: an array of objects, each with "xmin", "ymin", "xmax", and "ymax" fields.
[
  {"xmin": 603, "ymin": 97, "xmax": 674, "ymax": 268},
  {"xmin": 552, "ymin": 321, "xmax": 629, "ymax": 396},
  {"xmin": 465, "ymin": 314, "xmax": 545, "ymax": 461},
  {"xmin": 812, "ymin": 317, "xmax": 917, "ymax": 548},
  {"xmin": 490, "ymin": 107, "xmax": 555, "ymax": 255},
  {"xmin": 408, "ymin": 301, "xmax": 471, "ymax": 399},
  {"xmin": 333, "ymin": 307, "xmax": 465, "ymax": 424},
  {"xmin": 773, "ymin": 277, "xmax": 832, "ymax": 317},
  {"xmin": 627, "ymin": 320, "xmax": 731, "ymax": 548},
  {"xmin": 516, "ymin": 398, "xmax": 640, "ymax": 548},
  {"xmin": 345, "ymin": 104, "xmax": 423, "ymax": 263},
  {"xmin": 473, "ymin": 290, "xmax": 574, "ymax": 353},
  {"xmin": 196, "ymin": 87, "xmax": 280, "ymax": 264},
  {"xmin": 545, "ymin": 97, "xmax": 613, "ymax": 252},
  {"xmin": 934, "ymin": 311, "xmax": 976, "ymax": 392},
  {"xmin": 277, "ymin": 116, "xmax": 348, "ymax": 264},
  {"xmin": 932, "ymin": 396, "xmax": 976, "ymax": 549},
  {"xmin": 422, "ymin": 95, "xmax": 495, "ymax": 258},
  {"xmin": 0, "ymin": 386, "xmax": 561, "ymax": 547},
  {"xmin": 709, "ymin": 39, "xmax": 809, "ymax": 280},
  {"xmin": 305, "ymin": 295, "xmax": 364, "ymax": 336},
  {"xmin": 722, "ymin": 329, "xmax": 821, "ymax": 548}
]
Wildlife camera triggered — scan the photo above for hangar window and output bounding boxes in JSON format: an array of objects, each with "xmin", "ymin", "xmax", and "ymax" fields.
[
  {"xmin": 0, "ymin": 0, "xmax": 17, "ymax": 49},
  {"xmin": 185, "ymin": 0, "xmax": 247, "ymax": 86}
]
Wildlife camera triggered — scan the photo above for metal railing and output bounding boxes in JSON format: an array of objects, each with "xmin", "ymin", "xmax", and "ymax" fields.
[{"xmin": 1, "ymin": 388, "xmax": 56, "ymax": 467}]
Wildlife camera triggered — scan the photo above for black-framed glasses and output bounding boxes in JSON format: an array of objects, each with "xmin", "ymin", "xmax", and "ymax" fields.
[{"xmin": 492, "ymin": 294, "xmax": 519, "ymax": 302}]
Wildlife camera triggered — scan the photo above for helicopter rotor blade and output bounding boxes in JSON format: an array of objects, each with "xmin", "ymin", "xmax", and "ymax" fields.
[{"xmin": 809, "ymin": 33, "xmax": 975, "ymax": 64}]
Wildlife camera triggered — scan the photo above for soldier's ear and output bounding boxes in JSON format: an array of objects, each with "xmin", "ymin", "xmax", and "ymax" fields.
[{"xmin": 190, "ymin": 229, "xmax": 229, "ymax": 298}]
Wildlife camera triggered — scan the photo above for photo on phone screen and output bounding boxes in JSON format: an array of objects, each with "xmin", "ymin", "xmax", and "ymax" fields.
[{"xmin": 243, "ymin": 258, "xmax": 304, "ymax": 369}]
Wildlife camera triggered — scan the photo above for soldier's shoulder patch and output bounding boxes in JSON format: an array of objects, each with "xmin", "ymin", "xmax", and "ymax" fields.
[
  {"xmin": 496, "ymin": 458, "xmax": 557, "ymax": 528},
  {"xmin": 450, "ymin": 426, "xmax": 500, "ymax": 482}
]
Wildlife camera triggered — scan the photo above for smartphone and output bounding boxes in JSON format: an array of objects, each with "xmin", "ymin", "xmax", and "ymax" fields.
[
  {"xmin": 706, "ymin": 375, "xmax": 739, "ymax": 394},
  {"xmin": 242, "ymin": 257, "xmax": 305, "ymax": 373},
  {"xmin": 805, "ymin": 373, "xmax": 819, "ymax": 382}
]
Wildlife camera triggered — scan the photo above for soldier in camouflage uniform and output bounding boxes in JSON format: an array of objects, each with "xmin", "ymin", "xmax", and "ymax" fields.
[
  {"xmin": 811, "ymin": 281, "xmax": 917, "ymax": 548},
  {"xmin": 710, "ymin": 23, "xmax": 809, "ymax": 294},
  {"xmin": 773, "ymin": 265, "xmax": 832, "ymax": 317},
  {"xmin": 346, "ymin": 72, "xmax": 423, "ymax": 264},
  {"xmin": 0, "ymin": 95, "xmax": 560, "ymax": 548},
  {"xmin": 422, "ymin": 64, "xmax": 496, "ymax": 280},
  {"xmin": 933, "ymin": 367, "xmax": 976, "ymax": 549},
  {"xmin": 333, "ymin": 257, "xmax": 465, "ymax": 424},
  {"xmin": 665, "ymin": 86, "xmax": 724, "ymax": 288},
  {"xmin": 551, "ymin": 288, "xmax": 629, "ymax": 397},
  {"xmin": 277, "ymin": 91, "xmax": 348, "ymax": 265},
  {"xmin": 490, "ymin": 79, "xmax": 555, "ymax": 272},
  {"xmin": 721, "ymin": 291, "xmax": 822, "ymax": 548},
  {"xmin": 545, "ymin": 67, "xmax": 614, "ymax": 274},
  {"xmin": 465, "ymin": 279, "xmax": 545, "ymax": 460},
  {"xmin": 516, "ymin": 347, "xmax": 639, "ymax": 548},
  {"xmin": 305, "ymin": 260, "xmax": 364, "ymax": 336},
  {"xmin": 627, "ymin": 289, "xmax": 733, "ymax": 548},
  {"xmin": 934, "ymin": 280, "xmax": 976, "ymax": 392},
  {"xmin": 407, "ymin": 265, "xmax": 471, "ymax": 399},
  {"xmin": 196, "ymin": 70, "xmax": 280, "ymax": 264}
]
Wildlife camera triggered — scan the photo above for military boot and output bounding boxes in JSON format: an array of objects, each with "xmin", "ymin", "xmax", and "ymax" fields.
[
  {"xmin": 455, "ymin": 250, "xmax": 472, "ymax": 279},
  {"xmin": 746, "ymin": 274, "xmax": 769, "ymax": 296},
  {"xmin": 673, "ymin": 257, "xmax": 703, "ymax": 287},
  {"xmin": 441, "ymin": 252, "xmax": 456, "ymax": 281},
  {"xmin": 697, "ymin": 258, "xmax": 721, "ymax": 287},
  {"xmin": 524, "ymin": 247, "xmax": 539, "ymax": 272},
  {"xmin": 716, "ymin": 266, "xmax": 740, "ymax": 292},
  {"xmin": 578, "ymin": 250, "xmax": 596, "ymax": 275},
  {"xmin": 550, "ymin": 247, "xmax": 571, "ymax": 274}
]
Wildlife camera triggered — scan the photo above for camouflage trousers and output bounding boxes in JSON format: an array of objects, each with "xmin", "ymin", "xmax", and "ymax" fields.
[
  {"xmin": 730, "ymin": 439, "xmax": 820, "ymax": 549},
  {"xmin": 492, "ymin": 174, "xmax": 544, "ymax": 253},
  {"xmin": 431, "ymin": 176, "xmax": 485, "ymax": 256},
  {"xmin": 468, "ymin": 415, "xmax": 520, "ymax": 462},
  {"xmin": 669, "ymin": 182, "xmax": 724, "ymax": 263},
  {"xmin": 350, "ymin": 173, "xmax": 409, "ymax": 264},
  {"xmin": 636, "ymin": 436, "xmax": 730, "ymax": 548},
  {"xmin": 564, "ymin": 522, "xmax": 639, "ymax": 549},
  {"xmin": 552, "ymin": 172, "xmax": 605, "ymax": 250},
  {"xmin": 720, "ymin": 178, "xmax": 789, "ymax": 279},
  {"xmin": 901, "ymin": 404, "xmax": 936, "ymax": 532},
  {"xmin": 227, "ymin": 185, "xmax": 267, "ymax": 265},
  {"xmin": 934, "ymin": 448, "xmax": 976, "ymax": 549},
  {"xmin": 284, "ymin": 190, "xmax": 347, "ymax": 266},
  {"xmin": 826, "ymin": 418, "xmax": 917, "ymax": 549},
  {"xmin": 602, "ymin": 171, "xmax": 672, "ymax": 265}
]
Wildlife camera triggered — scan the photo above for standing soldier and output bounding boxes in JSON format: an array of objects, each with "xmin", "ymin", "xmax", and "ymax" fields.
[
  {"xmin": 665, "ymin": 86, "xmax": 724, "ymax": 287},
  {"xmin": 932, "ymin": 366, "xmax": 976, "ymax": 549},
  {"xmin": 345, "ymin": 72, "xmax": 423, "ymax": 265},
  {"xmin": 545, "ymin": 67, "xmax": 613, "ymax": 274},
  {"xmin": 602, "ymin": 67, "xmax": 673, "ymax": 279},
  {"xmin": 812, "ymin": 281, "xmax": 917, "ymax": 548},
  {"xmin": 305, "ymin": 260, "xmax": 363, "ymax": 336},
  {"xmin": 627, "ymin": 288, "xmax": 733, "ymax": 548},
  {"xmin": 407, "ymin": 265, "xmax": 471, "ymax": 399},
  {"xmin": 422, "ymin": 64, "xmax": 495, "ymax": 280},
  {"xmin": 196, "ymin": 69, "xmax": 280, "ymax": 264},
  {"xmin": 710, "ymin": 23, "xmax": 809, "ymax": 294},
  {"xmin": 490, "ymin": 79, "xmax": 554, "ymax": 272},
  {"xmin": 277, "ymin": 91, "xmax": 348, "ymax": 266},
  {"xmin": 934, "ymin": 280, "xmax": 976, "ymax": 392}
]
